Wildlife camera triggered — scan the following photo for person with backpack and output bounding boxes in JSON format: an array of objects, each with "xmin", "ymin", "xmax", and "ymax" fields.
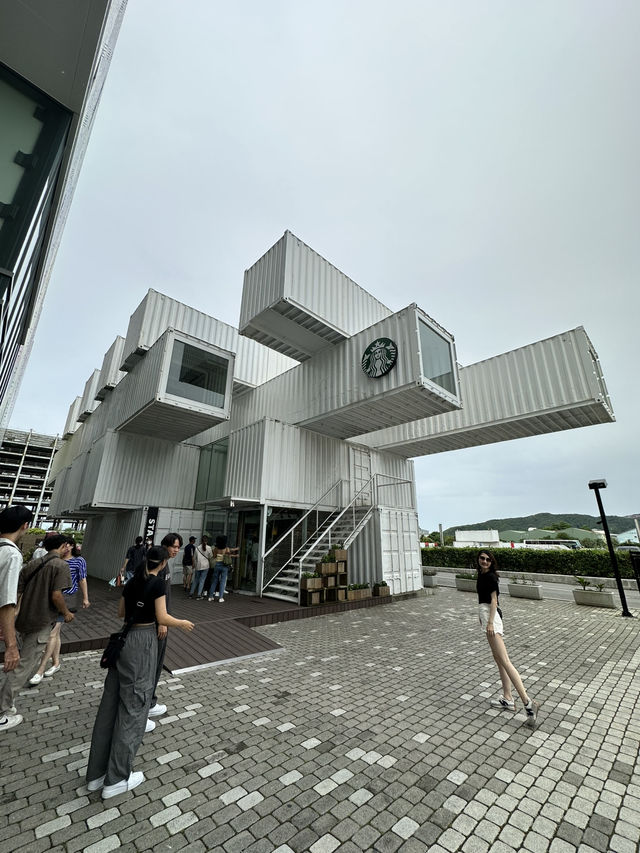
[
  {"xmin": 121, "ymin": 536, "xmax": 147, "ymax": 583},
  {"xmin": 0, "ymin": 533, "xmax": 74, "ymax": 730}
]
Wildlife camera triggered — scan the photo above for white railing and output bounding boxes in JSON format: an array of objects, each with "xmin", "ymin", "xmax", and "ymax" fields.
[{"xmin": 261, "ymin": 473, "xmax": 412, "ymax": 600}]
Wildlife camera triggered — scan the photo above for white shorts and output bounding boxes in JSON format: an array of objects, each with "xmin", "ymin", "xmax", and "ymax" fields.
[{"xmin": 478, "ymin": 604, "xmax": 504, "ymax": 636}]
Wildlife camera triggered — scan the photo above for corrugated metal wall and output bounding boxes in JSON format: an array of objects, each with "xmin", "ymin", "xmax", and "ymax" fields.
[
  {"xmin": 79, "ymin": 369, "xmax": 101, "ymax": 419},
  {"xmin": 63, "ymin": 396, "xmax": 81, "ymax": 437},
  {"xmin": 93, "ymin": 432, "xmax": 199, "ymax": 509},
  {"xmin": 224, "ymin": 420, "xmax": 266, "ymax": 501},
  {"xmin": 261, "ymin": 420, "xmax": 350, "ymax": 507},
  {"xmin": 240, "ymin": 231, "xmax": 392, "ymax": 344},
  {"xmin": 83, "ymin": 508, "xmax": 145, "ymax": 581},
  {"xmin": 232, "ymin": 306, "xmax": 459, "ymax": 439},
  {"xmin": 355, "ymin": 327, "xmax": 615, "ymax": 456}
]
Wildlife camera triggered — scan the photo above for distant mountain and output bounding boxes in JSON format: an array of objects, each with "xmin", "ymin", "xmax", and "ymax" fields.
[{"xmin": 444, "ymin": 512, "xmax": 635, "ymax": 536}]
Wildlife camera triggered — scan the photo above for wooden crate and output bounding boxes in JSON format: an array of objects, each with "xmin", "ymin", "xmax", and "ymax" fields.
[
  {"xmin": 300, "ymin": 576, "xmax": 322, "ymax": 590},
  {"xmin": 373, "ymin": 586, "xmax": 391, "ymax": 597},
  {"xmin": 301, "ymin": 589, "xmax": 325, "ymax": 607},
  {"xmin": 334, "ymin": 549, "xmax": 347, "ymax": 562},
  {"xmin": 347, "ymin": 587, "xmax": 372, "ymax": 601},
  {"xmin": 337, "ymin": 572, "xmax": 348, "ymax": 587},
  {"xmin": 323, "ymin": 574, "xmax": 337, "ymax": 588},
  {"xmin": 336, "ymin": 560, "xmax": 347, "ymax": 573},
  {"xmin": 317, "ymin": 562, "xmax": 338, "ymax": 575}
]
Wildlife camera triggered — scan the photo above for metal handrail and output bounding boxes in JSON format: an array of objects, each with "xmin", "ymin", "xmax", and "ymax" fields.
[
  {"xmin": 261, "ymin": 473, "xmax": 413, "ymax": 600},
  {"xmin": 260, "ymin": 479, "xmax": 345, "ymax": 594}
]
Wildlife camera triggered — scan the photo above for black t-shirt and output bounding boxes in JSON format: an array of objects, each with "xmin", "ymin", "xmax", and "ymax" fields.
[
  {"xmin": 476, "ymin": 570, "xmax": 499, "ymax": 605},
  {"xmin": 122, "ymin": 575, "xmax": 166, "ymax": 623},
  {"xmin": 183, "ymin": 543, "xmax": 195, "ymax": 566}
]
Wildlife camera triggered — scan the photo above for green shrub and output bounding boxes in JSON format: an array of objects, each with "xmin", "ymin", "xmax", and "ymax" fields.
[{"xmin": 421, "ymin": 546, "xmax": 634, "ymax": 578}]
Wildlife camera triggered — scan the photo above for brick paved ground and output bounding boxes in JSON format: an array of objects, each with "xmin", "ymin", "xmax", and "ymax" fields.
[{"xmin": 1, "ymin": 588, "xmax": 639, "ymax": 853}]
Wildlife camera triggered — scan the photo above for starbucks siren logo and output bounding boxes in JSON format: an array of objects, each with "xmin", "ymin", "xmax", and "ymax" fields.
[{"xmin": 361, "ymin": 338, "xmax": 398, "ymax": 378}]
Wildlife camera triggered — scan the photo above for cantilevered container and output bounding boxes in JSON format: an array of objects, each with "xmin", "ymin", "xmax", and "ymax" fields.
[{"xmin": 239, "ymin": 230, "xmax": 392, "ymax": 361}]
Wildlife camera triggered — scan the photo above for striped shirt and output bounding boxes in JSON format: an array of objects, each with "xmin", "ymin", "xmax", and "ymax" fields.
[{"xmin": 64, "ymin": 556, "xmax": 87, "ymax": 595}]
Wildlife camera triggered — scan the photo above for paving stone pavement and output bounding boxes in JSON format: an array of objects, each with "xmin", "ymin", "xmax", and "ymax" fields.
[{"xmin": 1, "ymin": 588, "xmax": 640, "ymax": 853}]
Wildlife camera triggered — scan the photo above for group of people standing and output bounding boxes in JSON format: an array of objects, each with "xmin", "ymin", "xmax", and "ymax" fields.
[{"xmin": 184, "ymin": 534, "xmax": 238, "ymax": 602}]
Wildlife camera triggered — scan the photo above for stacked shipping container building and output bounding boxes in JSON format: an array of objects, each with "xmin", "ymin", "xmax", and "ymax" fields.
[{"xmin": 48, "ymin": 231, "xmax": 615, "ymax": 599}]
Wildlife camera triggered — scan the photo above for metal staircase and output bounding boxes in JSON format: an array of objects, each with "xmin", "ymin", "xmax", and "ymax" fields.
[{"xmin": 260, "ymin": 473, "xmax": 410, "ymax": 604}]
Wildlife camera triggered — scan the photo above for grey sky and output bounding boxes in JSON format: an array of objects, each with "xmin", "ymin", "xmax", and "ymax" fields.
[{"xmin": 10, "ymin": 0, "xmax": 639, "ymax": 529}]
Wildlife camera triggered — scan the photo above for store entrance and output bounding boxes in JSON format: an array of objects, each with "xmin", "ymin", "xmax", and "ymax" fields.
[{"xmin": 230, "ymin": 508, "xmax": 262, "ymax": 593}]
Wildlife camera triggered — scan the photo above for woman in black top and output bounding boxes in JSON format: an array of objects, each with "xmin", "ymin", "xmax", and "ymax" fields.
[
  {"xmin": 476, "ymin": 550, "xmax": 538, "ymax": 727},
  {"xmin": 85, "ymin": 546, "xmax": 194, "ymax": 799}
]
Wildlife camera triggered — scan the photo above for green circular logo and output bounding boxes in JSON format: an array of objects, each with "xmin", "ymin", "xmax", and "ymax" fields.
[{"xmin": 361, "ymin": 338, "xmax": 398, "ymax": 378}]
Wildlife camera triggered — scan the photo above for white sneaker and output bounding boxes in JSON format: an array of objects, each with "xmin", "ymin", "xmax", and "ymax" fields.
[
  {"xmin": 490, "ymin": 696, "xmax": 515, "ymax": 711},
  {"xmin": 148, "ymin": 702, "xmax": 167, "ymax": 717},
  {"xmin": 145, "ymin": 718, "xmax": 156, "ymax": 733},
  {"xmin": 44, "ymin": 664, "xmax": 60, "ymax": 677},
  {"xmin": 102, "ymin": 771, "xmax": 145, "ymax": 799},
  {"xmin": 87, "ymin": 775, "xmax": 105, "ymax": 792},
  {"xmin": 29, "ymin": 673, "xmax": 43, "ymax": 686},
  {"xmin": 218, "ymin": 597, "xmax": 225, "ymax": 603},
  {"xmin": 0, "ymin": 713, "xmax": 23, "ymax": 731}
]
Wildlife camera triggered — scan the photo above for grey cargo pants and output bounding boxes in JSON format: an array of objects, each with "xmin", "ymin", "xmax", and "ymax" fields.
[{"xmin": 86, "ymin": 624, "xmax": 157, "ymax": 786}]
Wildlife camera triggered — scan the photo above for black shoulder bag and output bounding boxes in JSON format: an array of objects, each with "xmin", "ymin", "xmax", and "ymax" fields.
[{"xmin": 100, "ymin": 617, "xmax": 134, "ymax": 669}]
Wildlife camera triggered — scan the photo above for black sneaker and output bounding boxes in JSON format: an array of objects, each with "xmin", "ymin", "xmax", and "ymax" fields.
[{"xmin": 525, "ymin": 700, "xmax": 539, "ymax": 727}]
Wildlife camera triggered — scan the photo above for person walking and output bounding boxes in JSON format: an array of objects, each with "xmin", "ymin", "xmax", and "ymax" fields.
[
  {"xmin": 475, "ymin": 549, "xmax": 539, "ymax": 727},
  {"xmin": 189, "ymin": 536, "xmax": 212, "ymax": 599},
  {"xmin": 0, "ymin": 505, "xmax": 33, "ymax": 731},
  {"xmin": 120, "ymin": 537, "xmax": 147, "ymax": 583},
  {"xmin": 85, "ymin": 546, "xmax": 194, "ymax": 798},
  {"xmin": 30, "ymin": 538, "xmax": 90, "ymax": 684},
  {"xmin": 182, "ymin": 536, "xmax": 196, "ymax": 592},
  {"xmin": 208, "ymin": 535, "xmax": 239, "ymax": 604},
  {"xmin": 0, "ymin": 533, "xmax": 74, "ymax": 730},
  {"xmin": 146, "ymin": 532, "xmax": 182, "ymax": 725}
]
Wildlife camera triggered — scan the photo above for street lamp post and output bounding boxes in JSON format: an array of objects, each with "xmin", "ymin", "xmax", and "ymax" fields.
[{"xmin": 588, "ymin": 479, "xmax": 632, "ymax": 618}]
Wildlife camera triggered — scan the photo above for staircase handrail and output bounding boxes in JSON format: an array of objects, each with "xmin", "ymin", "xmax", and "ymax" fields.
[
  {"xmin": 295, "ymin": 473, "xmax": 413, "ymax": 569},
  {"xmin": 261, "ymin": 473, "xmax": 413, "ymax": 599},
  {"xmin": 260, "ymin": 479, "xmax": 344, "ymax": 594}
]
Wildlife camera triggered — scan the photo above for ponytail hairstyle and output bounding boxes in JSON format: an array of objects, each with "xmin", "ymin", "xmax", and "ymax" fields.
[{"xmin": 136, "ymin": 545, "xmax": 169, "ymax": 581}]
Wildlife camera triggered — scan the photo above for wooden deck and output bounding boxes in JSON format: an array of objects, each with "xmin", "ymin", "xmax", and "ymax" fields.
[{"xmin": 3, "ymin": 580, "xmax": 398, "ymax": 673}]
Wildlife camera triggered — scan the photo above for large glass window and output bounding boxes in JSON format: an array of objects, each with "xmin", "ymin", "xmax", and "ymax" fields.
[
  {"xmin": 195, "ymin": 438, "xmax": 229, "ymax": 505},
  {"xmin": 166, "ymin": 340, "xmax": 228, "ymax": 408},
  {"xmin": 418, "ymin": 320, "xmax": 456, "ymax": 395}
]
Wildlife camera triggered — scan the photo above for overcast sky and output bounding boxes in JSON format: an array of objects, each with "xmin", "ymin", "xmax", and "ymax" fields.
[{"xmin": 10, "ymin": 0, "xmax": 640, "ymax": 530}]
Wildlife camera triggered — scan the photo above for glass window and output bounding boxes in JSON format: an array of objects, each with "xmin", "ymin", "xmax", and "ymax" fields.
[
  {"xmin": 418, "ymin": 320, "xmax": 456, "ymax": 395},
  {"xmin": 166, "ymin": 340, "xmax": 228, "ymax": 408},
  {"xmin": 195, "ymin": 438, "xmax": 228, "ymax": 505}
]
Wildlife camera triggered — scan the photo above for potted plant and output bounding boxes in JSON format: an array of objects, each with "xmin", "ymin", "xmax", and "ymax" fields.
[
  {"xmin": 455, "ymin": 572, "xmax": 476, "ymax": 592},
  {"xmin": 507, "ymin": 573, "xmax": 543, "ymax": 600},
  {"xmin": 334, "ymin": 542, "xmax": 347, "ymax": 563},
  {"xmin": 423, "ymin": 569, "xmax": 437, "ymax": 588},
  {"xmin": 300, "ymin": 571, "xmax": 322, "ymax": 591},
  {"xmin": 317, "ymin": 553, "xmax": 338, "ymax": 575},
  {"xmin": 373, "ymin": 580, "xmax": 390, "ymax": 597},
  {"xmin": 347, "ymin": 583, "xmax": 371, "ymax": 601},
  {"xmin": 572, "ymin": 577, "xmax": 616, "ymax": 609}
]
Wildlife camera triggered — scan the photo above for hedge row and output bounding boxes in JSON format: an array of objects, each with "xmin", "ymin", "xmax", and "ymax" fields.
[{"xmin": 421, "ymin": 546, "xmax": 637, "ymax": 578}]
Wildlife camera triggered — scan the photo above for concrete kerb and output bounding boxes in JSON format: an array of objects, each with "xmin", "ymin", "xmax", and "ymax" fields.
[{"xmin": 424, "ymin": 564, "xmax": 639, "ymax": 590}]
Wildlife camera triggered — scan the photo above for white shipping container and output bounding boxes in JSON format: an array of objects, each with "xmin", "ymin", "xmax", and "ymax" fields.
[
  {"xmin": 96, "ymin": 336, "xmax": 126, "ymax": 399},
  {"xmin": 110, "ymin": 328, "xmax": 235, "ymax": 442},
  {"xmin": 63, "ymin": 396, "xmax": 82, "ymax": 437},
  {"xmin": 232, "ymin": 305, "xmax": 460, "ymax": 440},
  {"xmin": 83, "ymin": 508, "xmax": 146, "ymax": 581},
  {"xmin": 120, "ymin": 288, "xmax": 295, "ymax": 386},
  {"xmin": 78, "ymin": 369, "xmax": 102, "ymax": 421},
  {"xmin": 356, "ymin": 327, "xmax": 615, "ymax": 456},
  {"xmin": 240, "ymin": 230, "xmax": 393, "ymax": 361},
  {"xmin": 378, "ymin": 508, "xmax": 423, "ymax": 594}
]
